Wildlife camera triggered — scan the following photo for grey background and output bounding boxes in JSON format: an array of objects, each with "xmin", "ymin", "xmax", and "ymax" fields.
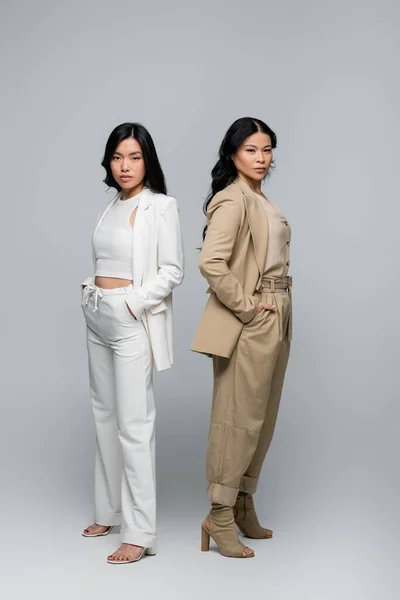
[{"xmin": 0, "ymin": 0, "xmax": 399, "ymax": 598}]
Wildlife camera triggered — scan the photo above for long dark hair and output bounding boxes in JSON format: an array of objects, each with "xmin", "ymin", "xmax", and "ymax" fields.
[
  {"xmin": 101, "ymin": 122, "xmax": 167, "ymax": 195},
  {"xmin": 202, "ymin": 117, "xmax": 277, "ymax": 239}
]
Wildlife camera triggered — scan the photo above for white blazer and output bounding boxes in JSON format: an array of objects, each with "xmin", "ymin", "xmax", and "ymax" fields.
[{"xmin": 82, "ymin": 187, "xmax": 184, "ymax": 371}]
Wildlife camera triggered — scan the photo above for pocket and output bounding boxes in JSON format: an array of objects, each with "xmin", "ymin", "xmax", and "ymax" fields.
[
  {"xmin": 81, "ymin": 285, "xmax": 88, "ymax": 306},
  {"xmin": 248, "ymin": 307, "xmax": 271, "ymax": 326},
  {"xmin": 249, "ymin": 309, "xmax": 264, "ymax": 324},
  {"xmin": 247, "ymin": 294, "xmax": 261, "ymax": 322},
  {"xmin": 81, "ymin": 289, "xmax": 91, "ymax": 321},
  {"xmin": 124, "ymin": 300, "xmax": 140, "ymax": 322}
]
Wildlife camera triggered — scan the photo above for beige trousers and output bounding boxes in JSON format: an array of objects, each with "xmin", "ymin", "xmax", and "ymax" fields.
[{"xmin": 207, "ymin": 278, "xmax": 292, "ymax": 507}]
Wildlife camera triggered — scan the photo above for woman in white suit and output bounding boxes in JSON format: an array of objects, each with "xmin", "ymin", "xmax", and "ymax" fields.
[{"xmin": 81, "ymin": 123, "xmax": 184, "ymax": 564}]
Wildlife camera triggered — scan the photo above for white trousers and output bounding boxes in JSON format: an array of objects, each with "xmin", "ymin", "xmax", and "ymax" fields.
[{"xmin": 82, "ymin": 284, "xmax": 156, "ymax": 550}]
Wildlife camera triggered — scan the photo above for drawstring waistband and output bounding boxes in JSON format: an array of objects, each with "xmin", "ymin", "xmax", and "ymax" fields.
[
  {"xmin": 83, "ymin": 283, "xmax": 133, "ymax": 312},
  {"xmin": 84, "ymin": 284, "xmax": 104, "ymax": 312},
  {"xmin": 259, "ymin": 276, "xmax": 293, "ymax": 341}
]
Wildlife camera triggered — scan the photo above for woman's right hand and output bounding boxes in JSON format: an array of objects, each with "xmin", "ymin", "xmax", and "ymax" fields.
[{"xmin": 256, "ymin": 302, "xmax": 276, "ymax": 315}]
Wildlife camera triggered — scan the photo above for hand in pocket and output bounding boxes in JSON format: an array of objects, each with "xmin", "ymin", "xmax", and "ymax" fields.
[
  {"xmin": 126, "ymin": 302, "xmax": 137, "ymax": 320},
  {"xmin": 255, "ymin": 302, "xmax": 276, "ymax": 316}
]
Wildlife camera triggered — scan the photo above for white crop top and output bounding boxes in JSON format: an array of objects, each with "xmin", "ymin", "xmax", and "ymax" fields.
[{"xmin": 93, "ymin": 194, "xmax": 140, "ymax": 279}]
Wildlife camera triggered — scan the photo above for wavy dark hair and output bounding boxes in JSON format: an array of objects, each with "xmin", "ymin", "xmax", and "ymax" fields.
[
  {"xmin": 101, "ymin": 122, "xmax": 167, "ymax": 195},
  {"xmin": 202, "ymin": 117, "xmax": 277, "ymax": 239}
]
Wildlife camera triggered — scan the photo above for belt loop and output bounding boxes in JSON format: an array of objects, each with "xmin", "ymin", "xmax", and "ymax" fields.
[{"xmin": 270, "ymin": 280, "xmax": 275, "ymax": 293}]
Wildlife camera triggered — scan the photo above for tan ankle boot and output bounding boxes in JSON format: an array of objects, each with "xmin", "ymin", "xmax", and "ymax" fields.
[
  {"xmin": 201, "ymin": 503, "xmax": 255, "ymax": 558},
  {"xmin": 234, "ymin": 492, "xmax": 273, "ymax": 539}
]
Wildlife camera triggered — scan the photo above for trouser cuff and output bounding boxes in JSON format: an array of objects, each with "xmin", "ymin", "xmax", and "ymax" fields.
[
  {"xmin": 94, "ymin": 512, "xmax": 122, "ymax": 526},
  {"xmin": 207, "ymin": 482, "xmax": 239, "ymax": 507},
  {"xmin": 120, "ymin": 528, "xmax": 156, "ymax": 550},
  {"xmin": 239, "ymin": 475, "xmax": 259, "ymax": 495}
]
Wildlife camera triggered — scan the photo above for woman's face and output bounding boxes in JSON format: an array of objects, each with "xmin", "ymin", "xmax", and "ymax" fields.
[
  {"xmin": 110, "ymin": 137, "xmax": 146, "ymax": 194},
  {"xmin": 232, "ymin": 132, "xmax": 273, "ymax": 185}
]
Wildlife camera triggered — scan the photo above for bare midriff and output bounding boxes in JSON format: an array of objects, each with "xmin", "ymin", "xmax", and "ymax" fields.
[{"xmin": 94, "ymin": 276, "xmax": 133, "ymax": 289}]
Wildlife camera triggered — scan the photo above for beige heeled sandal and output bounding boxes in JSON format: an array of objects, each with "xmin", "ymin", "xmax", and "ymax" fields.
[
  {"xmin": 201, "ymin": 503, "xmax": 255, "ymax": 558},
  {"xmin": 234, "ymin": 492, "xmax": 273, "ymax": 539}
]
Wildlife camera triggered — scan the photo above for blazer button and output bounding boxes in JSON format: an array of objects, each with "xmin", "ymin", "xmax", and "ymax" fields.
[
  {"xmin": 286, "ymin": 240, "xmax": 290, "ymax": 246},
  {"xmin": 286, "ymin": 261, "xmax": 290, "ymax": 266},
  {"xmin": 284, "ymin": 221, "xmax": 289, "ymax": 226}
]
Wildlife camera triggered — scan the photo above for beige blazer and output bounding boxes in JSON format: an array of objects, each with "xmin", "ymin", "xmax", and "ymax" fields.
[{"xmin": 191, "ymin": 177, "xmax": 269, "ymax": 358}]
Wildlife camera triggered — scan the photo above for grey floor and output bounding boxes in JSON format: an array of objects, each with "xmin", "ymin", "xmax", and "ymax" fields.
[{"xmin": 2, "ymin": 468, "xmax": 398, "ymax": 600}]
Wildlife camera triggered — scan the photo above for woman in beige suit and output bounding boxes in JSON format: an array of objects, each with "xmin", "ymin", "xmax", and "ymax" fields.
[{"xmin": 192, "ymin": 117, "xmax": 292, "ymax": 558}]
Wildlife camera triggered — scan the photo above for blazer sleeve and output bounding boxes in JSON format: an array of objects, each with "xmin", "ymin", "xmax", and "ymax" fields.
[
  {"xmin": 199, "ymin": 196, "xmax": 258, "ymax": 324},
  {"xmin": 125, "ymin": 197, "xmax": 184, "ymax": 320}
]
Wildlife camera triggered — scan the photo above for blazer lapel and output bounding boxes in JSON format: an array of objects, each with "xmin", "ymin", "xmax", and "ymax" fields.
[
  {"xmin": 132, "ymin": 187, "xmax": 153, "ymax": 287},
  {"xmin": 234, "ymin": 178, "xmax": 268, "ymax": 285}
]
